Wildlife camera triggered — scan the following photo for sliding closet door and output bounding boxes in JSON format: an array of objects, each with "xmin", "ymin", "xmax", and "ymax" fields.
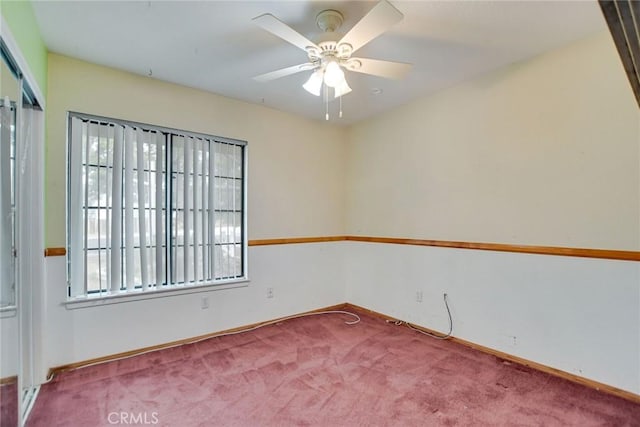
[
  {"xmin": 0, "ymin": 36, "xmax": 45, "ymax": 426},
  {"xmin": 17, "ymin": 104, "xmax": 44, "ymax": 422},
  {"xmin": 0, "ymin": 47, "xmax": 20, "ymax": 427}
]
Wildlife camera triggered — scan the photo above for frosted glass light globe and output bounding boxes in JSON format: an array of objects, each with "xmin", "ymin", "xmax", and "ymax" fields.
[{"xmin": 323, "ymin": 61, "xmax": 345, "ymax": 88}]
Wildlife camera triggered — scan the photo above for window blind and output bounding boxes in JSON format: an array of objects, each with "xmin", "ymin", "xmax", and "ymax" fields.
[{"xmin": 68, "ymin": 113, "xmax": 246, "ymax": 298}]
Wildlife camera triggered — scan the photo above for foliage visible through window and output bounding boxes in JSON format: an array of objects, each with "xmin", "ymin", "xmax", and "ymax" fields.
[{"xmin": 68, "ymin": 113, "xmax": 246, "ymax": 298}]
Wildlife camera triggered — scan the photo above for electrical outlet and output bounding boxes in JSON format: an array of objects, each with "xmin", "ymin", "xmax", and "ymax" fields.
[
  {"xmin": 266, "ymin": 287, "xmax": 274, "ymax": 299},
  {"xmin": 201, "ymin": 296, "xmax": 209, "ymax": 309},
  {"xmin": 416, "ymin": 291, "xmax": 423, "ymax": 303}
]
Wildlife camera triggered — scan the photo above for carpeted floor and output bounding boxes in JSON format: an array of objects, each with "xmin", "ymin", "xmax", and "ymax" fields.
[
  {"xmin": 1, "ymin": 381, "xmax": 18, "ymax": 427},
  {"xmin": 28, "ymin": 309, "xmax": 640, "ymax": 426}
]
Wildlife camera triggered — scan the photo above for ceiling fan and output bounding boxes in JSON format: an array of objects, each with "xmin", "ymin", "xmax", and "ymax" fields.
[{"xmin": 252, "ymin": 0, "xmax": 412, "ymax": 119}]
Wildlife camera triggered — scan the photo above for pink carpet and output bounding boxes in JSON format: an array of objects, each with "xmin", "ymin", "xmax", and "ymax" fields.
[
  {"xmin": 1, "ymin": 381, "xmax": 18, "ymax": 427},
  {"xmin": 28, "ymin": 309, "xmax": 640, "ymax": 426}
]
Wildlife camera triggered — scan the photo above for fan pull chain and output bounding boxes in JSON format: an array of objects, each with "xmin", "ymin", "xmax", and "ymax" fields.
[
  {"xmin": 339, "ymin": 95, "xmax": 343, "ymax": 118},
  {"xmin": 324, "ymin": 85, "xmax": 329, "ymax": 121}
]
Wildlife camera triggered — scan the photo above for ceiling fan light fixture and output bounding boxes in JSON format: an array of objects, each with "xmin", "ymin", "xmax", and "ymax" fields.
[
  {"xmin": 323, "ymin": 60, "xmax": 345, "ymax": 88},
  {"xmin": 303, "ymin": 69, "xmax": 323, "ymax": 96},
  {"xmin": 253, "ymin": 1, "xmax": 411, "ymax": 120},
  {"xmin": 334, "ymin": 79, "xmax": 352, "ymax": 98}
]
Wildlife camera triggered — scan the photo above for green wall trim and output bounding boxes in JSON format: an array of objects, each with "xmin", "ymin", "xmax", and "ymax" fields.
[{"xmin": 1, "ymin": 0, "xmax": 48, "ymax": 97}]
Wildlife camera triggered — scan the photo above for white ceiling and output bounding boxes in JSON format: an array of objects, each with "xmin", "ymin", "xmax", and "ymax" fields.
[{"xmin": 31, "ymin": 0, "xmax": 606, "ymax": 125}]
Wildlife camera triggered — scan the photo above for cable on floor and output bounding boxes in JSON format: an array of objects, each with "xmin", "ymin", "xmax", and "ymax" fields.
[
  {"xmin": 386, "ymin": 293, "xmax": 452, "ymax": 340},
  {"xmin": 45, "ymin": 309, "xmax": 360, "ymax": 382}
]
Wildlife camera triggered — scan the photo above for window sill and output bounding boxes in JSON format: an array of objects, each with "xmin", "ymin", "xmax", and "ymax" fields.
[{"xmin": 64, "ymin": 278, "xmax": 249, "ymax": 309}]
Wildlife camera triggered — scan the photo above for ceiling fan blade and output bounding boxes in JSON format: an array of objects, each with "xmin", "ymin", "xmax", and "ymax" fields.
[
  {"xmin": 346, "ymin": 58, "xmax": 412, "ymax": 80},
  {"xmin": 253, "ymin": 63, "xmax": 315, "ymax": 82},
  {"xmin": 253, "ymin": 13, "xmax": 319, "ymax": 52},
  {"xmin": 337, "ymin": 0, "xmax": 403, "ymax": 54}
]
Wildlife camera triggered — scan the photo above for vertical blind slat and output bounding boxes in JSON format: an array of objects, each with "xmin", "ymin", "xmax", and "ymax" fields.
[
  {"xmin": 183, "ymin": 136, "xmax": 192, "ymax": 284},
  {"xmin": 201, "ymin": 140, "xmax": 208, "ymax": 281},
  {"xmin": 82, "ymin": 121, "xmax": 90, "ymax": 294},
  {"xmin": 193, "ymin": 138, "xmax": 200, "ymax": 282},
  {"xmin": 110, "ymin": 125, "xmax": 124, "ymax": 292},
  {"xmin": 231, "ymin": 143, "xmax": 237, "ymax": 278},
  {"xmin": 227, "ymin": 144, "xmax": 231, "ymax": 278},
  {"xmin": 214, "ymin": 142, "xmax": 221, "ymax": 278},
  {"xmin": 105, "ymin": 125, "xmax": 114, "ymax": 292},
  {"xmin": 124, "ymin": 126, "xmax": 135, "ymax": 290},
  {"xmin": 155, "ymin": 133, "xmax": 164, "ymax": 287},
  {"xmin": 208, "ymin": 140, "xmax": 215, "ymax": 281},
  {"xmin": 95, "ymin": 123, "xmax": 102, "ymax": 293},
  {"xmin": 171, "ymin": 136, "xmax": 177, "ymax": 285},
  {"xmin": 69, "ymin": 118, "xmax": 85, "ymax": 297},
  {"xmin": 136, "ymin": 128, "xmax": 149, "ymax": 290}
]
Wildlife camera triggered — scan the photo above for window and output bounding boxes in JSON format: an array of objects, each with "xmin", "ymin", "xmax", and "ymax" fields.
[{"xmin": 67, "ymin": 113, "xmax": 246, "ymax": 299}]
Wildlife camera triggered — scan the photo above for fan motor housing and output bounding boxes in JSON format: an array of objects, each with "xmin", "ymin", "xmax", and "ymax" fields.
[
  {"xmin": 306, "ymin": 9, "xmax": 354, "ymax": 63},
  {"xmin": 316, "ymin": 10, "xmax": 343, "ymax": 32},
  {"xmin": 308, "ymin": 40, "xmax": 353, "ymax": 63}
]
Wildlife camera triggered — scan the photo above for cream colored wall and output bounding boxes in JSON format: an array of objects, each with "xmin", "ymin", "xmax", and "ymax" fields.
[
  {"xmin": 46, "ymin": 53, "xmax": 347, "ymax": 247},
  {"xmin": 40, "ymin": 53, "xmax": 348, "ymax": 383},
  {"xmin": 346, "ymin": 31, "xmax": 640, "ymax": 251},
  {"xmin": 344, "ymin": 31, "xmax": 640, "ymax": 394}
]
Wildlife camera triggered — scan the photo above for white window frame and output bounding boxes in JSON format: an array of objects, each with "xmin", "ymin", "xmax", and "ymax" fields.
[{"xmin": 65, "ymin": 112, "xmax": 248, "ymax": 307}]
